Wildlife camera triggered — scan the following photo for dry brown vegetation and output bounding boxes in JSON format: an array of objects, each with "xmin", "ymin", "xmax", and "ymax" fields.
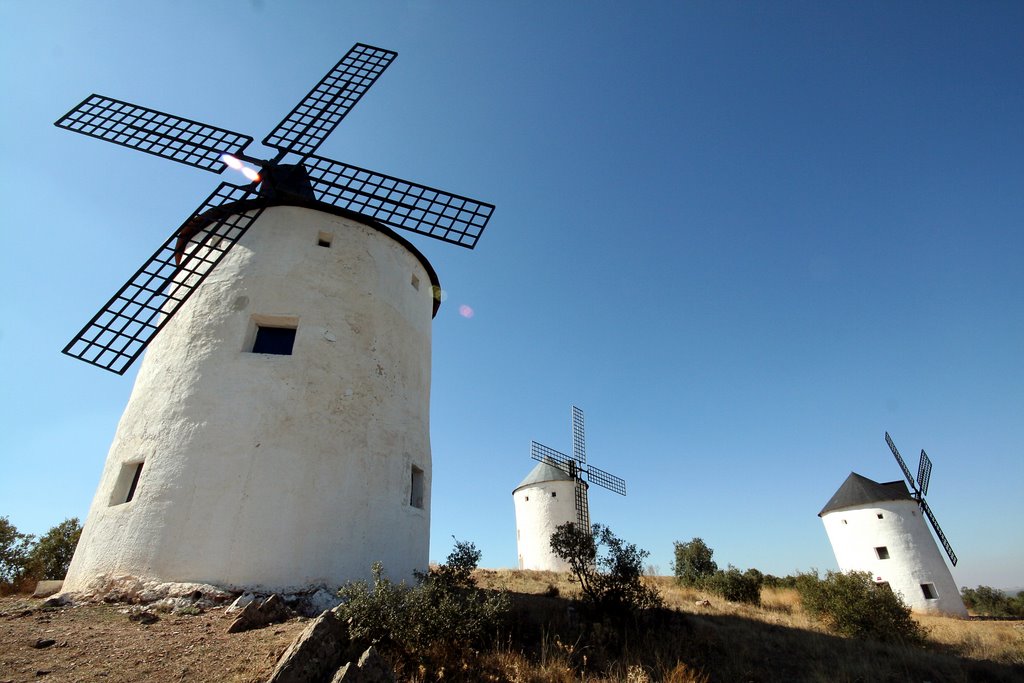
[{"xmin": 1, "ymin": 571, "xmax": 1022, "ymax": 682}]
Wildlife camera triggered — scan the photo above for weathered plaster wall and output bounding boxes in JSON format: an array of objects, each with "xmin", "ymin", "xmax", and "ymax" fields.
[
  {"xmin": 512, "ymin": 480, "xmax": 579, "ymax": 571},
  {"xmin": 822, "ymin": 499, "xmax": 967, "ymax": 616},
  {"xmin": 64, "ymin": 206, "xmax": 435, "ymax": 592}
]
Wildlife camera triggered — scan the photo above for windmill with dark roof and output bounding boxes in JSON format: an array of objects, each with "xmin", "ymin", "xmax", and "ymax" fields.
[
  {"xmin": 57, "ymin": 44, "xmax": 495, "ymax": 594},
  {"xmin": 817, "ymin": 433, "xmax": 967, "ymax": 616}
]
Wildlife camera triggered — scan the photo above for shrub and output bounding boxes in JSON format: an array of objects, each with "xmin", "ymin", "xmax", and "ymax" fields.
[
  {"xmin": 335, "ymin": 540, "xmax": 508, "ymax": 668},
  {"xmin": 25, "ymin": 518, "xmax": 81, "ymax": 580},
  {"xmin": 796, "ymin": 570, "xmax": 927, "ymax": 644},
  {"xmin": 961, "ymin": 585, "xmax": 1024, "ymax": 617},
  {"xmin": 550, "ymin": 522, "xmax": 663, "ymax": 617},
  {"xmin": 0, "ymin": 517, "xmax": 35, "ymax": 590},
  {"xmin": 704, "ymin": 565, "xmax": 763, "ymax": 606},
  {"xmin": 672, "ymin": 537, "xmax": 718, "ymax": 587}
]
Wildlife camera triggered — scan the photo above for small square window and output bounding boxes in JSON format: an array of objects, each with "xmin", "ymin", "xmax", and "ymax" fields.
[
  {"xmin": 842, "ymin": 519, "xmax": 848, "ymax": 524},
  {"xmin": 317, "ymin": 231, "xmax": 333, "ymax": 248},
  {"xmin": 252, "ymin": 326, "xmax": 296, "ymax": 355},
  {"xmin": 877, "ymin": 513, "xmax": 884, "ymax": 519},
  {"xmin": 411, "ymin": 274, "xmax": 420, "ymax": 290},
  {"xmin": 875, "ymin": 546, "xmax": 890, "ymax": 560},
  {"xmin": 551, "ymin": 492, "xmax": 557, "ymax": 498},
  {"xmin": 524, "ymin": 496, "xmax": 529, "ymax": 502},
  {"xmin": 921, "ymin": 583, "xmax": 937, "ymax": 599}
]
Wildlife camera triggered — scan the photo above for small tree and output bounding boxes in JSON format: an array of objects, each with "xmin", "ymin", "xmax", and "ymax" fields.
[
  {"xmin": 0, "ymin": 517, "xmax": 34, "ymax": 588},
  {"xmin": 550, "ymin": 522, "xmax": 662, "ymax": 617},
  {"xmin": 673, "ymin": 537, "xmax": 718, "ymax": 587},
  {"xmin": 796, "ymin": 569, "xmax": 926, "ymax": 644},
  {"xmin": 26, "ymin": 518, "xmax": 82, "ymax": 580}
]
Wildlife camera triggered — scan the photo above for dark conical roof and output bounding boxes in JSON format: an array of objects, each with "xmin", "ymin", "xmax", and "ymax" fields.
[{"xmin": 818, "ymin": 472, "xmax": 914, "ymax": 516}]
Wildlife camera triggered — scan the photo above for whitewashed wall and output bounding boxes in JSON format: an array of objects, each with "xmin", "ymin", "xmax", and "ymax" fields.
[
  {"xmin": 513, "ymin": 479, "xmax": 579, "ymax": 571},
  {"xmin": 822, "ymin": 499, "xmax": 967, "ymax": 616},
  {"xmin": 64, "ymin": 206, "xmax": 436, "ymax": 592}
]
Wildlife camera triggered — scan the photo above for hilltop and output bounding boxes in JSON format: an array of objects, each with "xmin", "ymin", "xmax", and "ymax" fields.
[{"xmin": 1, "ymin": 570, "xmax": 1022, "ymax": 682}]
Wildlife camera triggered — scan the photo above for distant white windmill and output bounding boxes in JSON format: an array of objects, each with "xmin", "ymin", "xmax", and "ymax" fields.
[
  {"xmin": 818, "ymin": 433, "xmax": 967, "ymax": 616},
  {"xmin": 512, "ymin": 406, "xmax": 626, "ymax": 571}
]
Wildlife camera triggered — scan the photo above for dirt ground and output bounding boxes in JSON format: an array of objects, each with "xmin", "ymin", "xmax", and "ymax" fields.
[{"xmin": 0, "ymin": 595, "xmax": 306, "ymax": 683}]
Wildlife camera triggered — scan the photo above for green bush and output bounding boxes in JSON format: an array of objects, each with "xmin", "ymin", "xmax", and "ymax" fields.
[
  {"xmin": 0, "ymin": 517, "xmax": 34, "ymax": 588},
  {"xmin": 335, "ymin": 540, "xmax": 509, "ymax": 668},
  {"xmin": 26, "ymin": 518, "xmax": 81, "ymax": 580},
  {"xmin": 796, "ymin": 570, "xmax": 927, "ymax": 644},
  {"xmin": 672, "ymin": 537, "xmax": 718, "ymax": 587},
  {"xmin": 550, "ymin": 522, "xmax": 663, "ymax": 618},
  {"xmin": 961, "ymin": 585, "xmax": 1024, "ymax": 618},
  {"xmin": 704, "ymin": 565, "xmax": 763, "ymax": 606}
]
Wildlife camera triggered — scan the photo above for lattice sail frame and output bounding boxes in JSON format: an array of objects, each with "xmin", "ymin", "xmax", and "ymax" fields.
[
  {"xmin": 529, "ymin": 406, "xmax": 626, "ymax": 531},
  {"xmin": 883, "ymin": 432, "xmax": 957, "ymax": 566},
  {"xmin": 56, "ymin": 43, "xmax": 495, "ymax": 374},
  {"xmin": 63, "ymin": 184, "xmax": 264, "ymax": 374}
]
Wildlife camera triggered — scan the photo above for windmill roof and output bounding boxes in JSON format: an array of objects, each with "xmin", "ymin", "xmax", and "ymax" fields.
[
  {"xmin": 513, "ymin": 461, "xmax": 573, "ymax": 492},
  {"xmin": 818, "ymin": 472, "xmax": 914, "ymax": 516}
]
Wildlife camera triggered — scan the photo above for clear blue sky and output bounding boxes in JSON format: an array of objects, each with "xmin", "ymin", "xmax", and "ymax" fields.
[{"xmin": 1, "ymin": 1, "xmax": 1021, "ymax": 590}]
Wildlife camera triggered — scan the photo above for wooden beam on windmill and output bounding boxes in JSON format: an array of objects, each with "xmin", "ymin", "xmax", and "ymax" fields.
[
  {"xmin": 531, "ymin": 405, "xmax": 626, "ymax": 531},
  {"xmin": 884, "ymin": 432, "xmax": 958, "ymax": 566},
  {"xmin": 55, "ymin": 43, "xmax": 495, "ymax": 374}
]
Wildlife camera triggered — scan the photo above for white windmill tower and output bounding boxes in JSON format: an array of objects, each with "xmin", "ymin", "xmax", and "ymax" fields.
[
  {"xmin": 54, "ymin": 44, "xmax": 495, "ymax": 594},
  {"xmin": 513, "ymin": 406, "xmax": 626, "ymax": 571},
  {"xmin": 818, "ymin": 433, "xmax": 967, "ymax": 617}
]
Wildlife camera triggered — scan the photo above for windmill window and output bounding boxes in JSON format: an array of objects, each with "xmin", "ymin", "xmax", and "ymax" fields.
[
  {"xmin": 875, "ymin": 546, "xmax": 890, "ymax": 560},
  {"xmin": 410, "ymin": 466, "xmax": 424, "ymax": 509},
  {"xmin": 411, "ymin": 274, "xmax": 420, "ymax": 290},
  {"xmin": 877, "ymin": 513, "xmax": 884, "ymax": 519},
  {"xmin": 524, "ymin": 496, "xmax": 529, "ymax": 502},
  {"xmin": 551, "ymin": 492, "xmax": 557, "ymax": 498},
  {"xmin": 317, "ymin": 231, "xmax": 333, "ymax": 248},
  {"xmin": 921, "ymin": 583, "xmax": 938, "ymax": 600},
  {"xmin": 109, "ymin": 461, "xmax": 144, "ymax": 506},
  {"xmin": 252, "ymin": 326, "xmax": 297, "ymax": 355},
  {"xmin": 842, "ymin": 519, "xmax": 848, "ymax": 525}
]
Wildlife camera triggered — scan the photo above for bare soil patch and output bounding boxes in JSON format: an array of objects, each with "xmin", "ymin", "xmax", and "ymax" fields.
[{"xmin": 0, "ymin": 596, "xmax": 304, "ymax": 683}]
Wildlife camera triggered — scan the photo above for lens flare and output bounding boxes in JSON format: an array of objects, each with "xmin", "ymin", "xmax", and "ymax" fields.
[
  {"xmin": 458, "ymin": 304, "xmax": 474, "ymax": 318},
  {"xmin": 222, "ymin": 154, "xmax": 261, "ymax": 183}
]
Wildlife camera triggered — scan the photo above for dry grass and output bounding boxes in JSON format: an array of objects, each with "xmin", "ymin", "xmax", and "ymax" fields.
[{"xmin": 473, "ymin": 569, "xmax": 1024, "ymax": 682}]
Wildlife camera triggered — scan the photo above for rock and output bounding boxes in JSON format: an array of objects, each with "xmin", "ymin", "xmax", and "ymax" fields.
[
  {"xmin": 227, "ymin": 593, "xmax": 293, "ymax": 633},
  {"xmin": 226, "ymin": 592, "xmax": 257, "ymax": 614},
  {"xmin": 695, "ymin": 599, "xmax": 711, "ymax": 607},
  {"xmin": 329, "ymin": 646, "xmax": 395, "ymax": 682},
  {"xmin": 127, "ymin": 610, "xmax": 159, "ymax": 625},
  {"xmin": 31, "ymin": 581, "xmax": 64, "ymax": 599},
  {"xmin": 31, "ymin": 639, "xmax": 56, "ymax": 649},
  {"xmin": 40, "ymin": 594, "xmax": 71, "ymax": 608},
  {"xmin": 267, "ymin": 610, "xmax": 349, "ymax": 683},
  {"xmin": 295, "ymin": 588, "xmax": 341, "ymax": 617}
]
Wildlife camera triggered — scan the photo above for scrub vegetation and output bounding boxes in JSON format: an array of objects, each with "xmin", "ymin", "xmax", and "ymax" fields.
[
  {"xmin": 2, "ymin": 523, "xmax": 1022, "ymax": 681},
  {"xmin": 0, "ymin": 516, "xmax": 81, "ymax": 593}
]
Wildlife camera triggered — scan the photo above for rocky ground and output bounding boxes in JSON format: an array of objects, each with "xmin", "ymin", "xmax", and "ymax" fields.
[{"xmin": 0, "ymin": 595, "xmax": 305, "ymax": 683}]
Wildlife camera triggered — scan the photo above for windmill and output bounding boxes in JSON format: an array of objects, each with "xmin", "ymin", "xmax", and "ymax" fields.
[
  {"xmin": 885, "ymin": 432, "xmax": 957, "ymax": 566},
  {"xmin": 56, "ymin": 43, "xmax": 494, "ymax": 375},
  {"xmin": 57, "ymin": 44, "xmax": 495, "ymax": 593},
  {"xmin": 816, "ymin": 434, "xmax": 967, "ymax": 616},
  {"xmin": 530, "ymin": 406, "xmax": 626, "ymax": 530}
]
